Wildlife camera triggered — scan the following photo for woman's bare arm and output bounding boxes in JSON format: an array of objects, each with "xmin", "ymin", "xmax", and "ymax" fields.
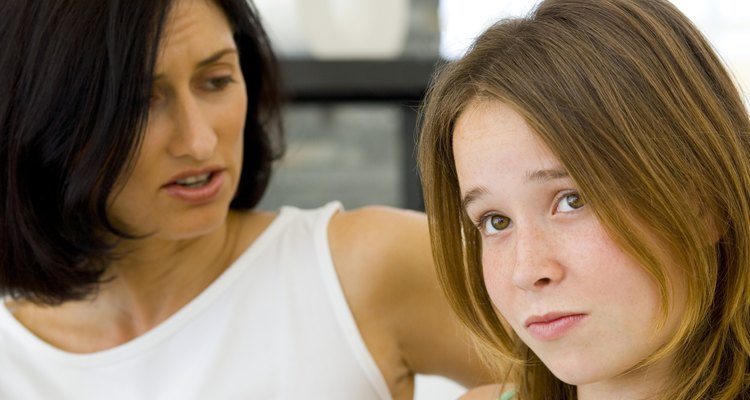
[{"xmin": 329, "ymin": 206, "xmax": 496, "ymax": 397}]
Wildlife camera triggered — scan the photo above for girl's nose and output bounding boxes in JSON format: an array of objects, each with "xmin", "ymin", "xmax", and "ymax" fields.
[{"xmin": 510, "ymin": 223, "xmax": 565, "ymax": 291}]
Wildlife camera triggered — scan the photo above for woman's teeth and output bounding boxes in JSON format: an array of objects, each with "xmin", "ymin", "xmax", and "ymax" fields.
[{"xmin": 175, "ymin": 173, "xmax": 212, "ymax": 188}]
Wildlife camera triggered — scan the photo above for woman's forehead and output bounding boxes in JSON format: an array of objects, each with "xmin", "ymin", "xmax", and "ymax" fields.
[
  {"xmin": 159, "ymin": 0, "xmax": 232, "ymax": 51},
  {"xmin": 154, "ymin": 0, "xmax": 235, "ymax": 69}
]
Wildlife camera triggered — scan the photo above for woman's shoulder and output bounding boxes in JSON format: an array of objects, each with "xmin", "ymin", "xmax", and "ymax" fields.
[
  {"xmin": 229, "ymin": 204, "xmax": 424, "ymax": 262},
  {"xmin": 329, "ymin": 205, "xmax": 429, "ymax": 257},
  {"xmin": 329, "ymin": 204, "xmax": 426, "ymax": 226},
  {"xmin": 326, "ymin": 205, "xmax": 497, "ymax": 390},
  {"xmin": 328, "ymin": 205, "xmax": 432, "ymax": 293}
]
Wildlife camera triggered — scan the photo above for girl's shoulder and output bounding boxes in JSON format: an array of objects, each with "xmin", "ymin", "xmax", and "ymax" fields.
[{"xmin": 460, "ymin": 384, "xmax": 515, "ymax": 400}]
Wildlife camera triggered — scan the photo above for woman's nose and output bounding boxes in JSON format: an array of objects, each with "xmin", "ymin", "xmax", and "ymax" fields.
[
  {"xmin": 510, "ymin": 223, "xmax": 565, "ymax": 291},
  {"xmin": 167, "ymin": 94, "xmax": 217, "ymax": 161}
]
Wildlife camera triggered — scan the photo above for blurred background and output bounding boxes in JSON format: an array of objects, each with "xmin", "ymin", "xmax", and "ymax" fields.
[
  {"xmin": 253, "ymin": 0, "xmax": 750, "ymax": 397},
  {"xmin": 256, "ymin": 0, "xmax": 750, "ymax": 214}
]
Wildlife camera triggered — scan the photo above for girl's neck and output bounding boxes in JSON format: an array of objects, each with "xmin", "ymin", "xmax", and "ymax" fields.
[{"xmin": 576, "ymin": 357, "xmax": 674, "ymax": 400}]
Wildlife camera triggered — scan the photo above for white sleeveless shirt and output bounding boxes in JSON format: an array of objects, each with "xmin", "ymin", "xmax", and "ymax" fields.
[{"xmin": 0, "ymin": 202, "xmax": 392, "ymax": 400}]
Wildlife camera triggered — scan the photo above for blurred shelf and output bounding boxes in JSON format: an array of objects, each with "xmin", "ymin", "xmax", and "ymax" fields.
[
  {"xmin": 278, "ymin": 58, "xmax": 442, "ymax": 211},
  {"xmin": 280, "ymin": 58, "xmax": 442, "ymax": 103}
]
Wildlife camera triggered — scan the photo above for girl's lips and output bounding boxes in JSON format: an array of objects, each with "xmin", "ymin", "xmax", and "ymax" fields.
[
  {"xmin": 162, "ymin": 170, "xmax": 225, "ymax": 204},
  {"xmin": 525, "ymin": 313, "xmax": 587, "ymax": 341}
]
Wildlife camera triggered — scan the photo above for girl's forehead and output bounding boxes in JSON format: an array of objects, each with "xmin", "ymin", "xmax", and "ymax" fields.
[{"xmin": 454, "ymin": 99, "xmax": 529, "ymax": 141}]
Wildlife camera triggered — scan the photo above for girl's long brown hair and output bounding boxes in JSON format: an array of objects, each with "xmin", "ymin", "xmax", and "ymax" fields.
[{"xmin": 418, "ymin": 0, "xmax": 750, "ymax": 398}]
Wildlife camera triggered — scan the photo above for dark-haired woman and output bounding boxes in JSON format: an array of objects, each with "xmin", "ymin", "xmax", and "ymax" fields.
[{"xmin": 0, "ymin": 0, "xmax": 489, "ymax": 398}]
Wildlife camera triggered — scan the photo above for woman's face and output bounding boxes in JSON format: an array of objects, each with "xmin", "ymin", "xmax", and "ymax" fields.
[
  {"xmin": 452, "ymin": 99, "xmax": 686, "ymax": 392},
  {"xmin": 108, "ymin": 0, "xmax": 247, "ymax": 239}
]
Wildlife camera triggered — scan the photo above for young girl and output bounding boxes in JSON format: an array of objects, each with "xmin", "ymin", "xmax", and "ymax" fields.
[{"xmin": 418, "ymin": 0, "xmax": 750, "ymax": 398}]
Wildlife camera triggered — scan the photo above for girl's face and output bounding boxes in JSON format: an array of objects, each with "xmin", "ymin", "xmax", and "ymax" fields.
[
  {"xmin": 452, "ymin": 99, "xmax": 686, "ymax": 394},
  {"xmin": 108, "ymin": 0, "xmax": 247, "ymax": 239}
]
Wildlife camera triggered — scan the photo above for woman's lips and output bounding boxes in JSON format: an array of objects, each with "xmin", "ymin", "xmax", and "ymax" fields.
[
  {"xmin": 165, "ymin": 166, "xmax": 223, "ymax": 185},
  {"xmin": 525, "ymin": 313, "xmax": 587, "ymax": 341},
  {"xmin": 162, "ymin": 170, "xmax": 225, "ymax": 204}
]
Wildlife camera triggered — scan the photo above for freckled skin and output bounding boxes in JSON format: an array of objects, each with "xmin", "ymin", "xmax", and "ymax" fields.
[{"xmin": 453, "ymin": 99, "xmax": 687, "ymax": 398}]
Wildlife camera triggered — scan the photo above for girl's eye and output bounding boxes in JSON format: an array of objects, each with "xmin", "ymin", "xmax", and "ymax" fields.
[
  {"xmin": 481, "ymin": 214, "xmax": 512, "ymax": 234},
  {"xmin": 555, "ymin": 192, "xmax": 585, "ymax": 213}
]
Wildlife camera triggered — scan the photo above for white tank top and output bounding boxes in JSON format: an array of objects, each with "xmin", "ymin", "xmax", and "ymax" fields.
[{"xmin": 0, "ymin": 202, "xmax": 392, "ymax": 400}]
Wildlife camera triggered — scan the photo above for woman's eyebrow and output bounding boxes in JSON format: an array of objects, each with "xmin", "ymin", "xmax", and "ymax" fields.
[
  {"xmin": 153, "ymin": 48, "xmax": 238, "ymax": 81},
  {"xmin": 195, "ymin": 48, "xmax": 238, "ymax": 69}
]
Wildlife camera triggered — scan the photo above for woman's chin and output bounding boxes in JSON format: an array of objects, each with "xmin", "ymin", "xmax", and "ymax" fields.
[
  {"xmin": 121, "ymin": 207, "xmax": 231, "ymax": 242},
  {"xmin": 164, "ymin": 212, "xmax": 229, "ymax": 241}
]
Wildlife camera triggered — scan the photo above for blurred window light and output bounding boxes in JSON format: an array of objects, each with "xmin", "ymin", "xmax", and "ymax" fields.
[
  {"xmin": 438, "ymin": 0, "xmax": 540, "ymax": 60},
  {"xmin": 439, "ymin": 0, "xmax": 750, "ymax": 103},
  {"xmin": 670, "ymin": 0, "xmax": 750, "ymax": 103}
]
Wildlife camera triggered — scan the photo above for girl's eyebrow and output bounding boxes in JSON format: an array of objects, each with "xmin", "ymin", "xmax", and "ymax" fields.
[
  {"xmin": 525, "ymin": 168, "xmax": 569, "ymax": 183},
  {"xmin": 461, "ymin": 186, "xmax": 489, "ymax": 211},
  {"xmin": 460, "ymin": 168, "xmax": 569, "ymax": 211}
]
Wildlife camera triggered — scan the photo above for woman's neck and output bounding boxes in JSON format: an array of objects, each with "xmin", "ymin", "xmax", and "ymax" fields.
[
  {"xmin": 104, "ymin": 214, "xmax": 239, "ymax": 322},
  {"xmin": 9, "ymin": 211, "xmax": 246, "ymax": 353}
]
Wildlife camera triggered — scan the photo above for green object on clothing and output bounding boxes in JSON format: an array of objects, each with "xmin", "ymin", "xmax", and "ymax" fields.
[{"xmin": 499, "ymin": 389, "xmax": 517, "ymax": 400}]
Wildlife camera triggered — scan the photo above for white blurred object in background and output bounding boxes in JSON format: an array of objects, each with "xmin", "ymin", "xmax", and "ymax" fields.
[
  {"xmin": 256, "ymin": 0, "xmax": 410, "ymax": 59},
  {"xmin": 438, "ymin": 0, "xmax": 539, "ymax": 60},
  {"xmin": 254, "ymin": 0, "xmax": 309, "ymax": 57},
  {"xmin": 300, "ymin": 0, "xmax": 410, "ymax": 59}
]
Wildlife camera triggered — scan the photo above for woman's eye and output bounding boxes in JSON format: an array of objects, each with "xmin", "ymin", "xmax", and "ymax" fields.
[
  {"xmin": 481, "ymin": 214, "xmax": 511, "ymax": 234},
  {"xmin": 555, "ymin": 192, "xmax": 585, "ymax": 213},
  {"xmin": 149, "ymin": 90, "xmax": 165, "ymax": 107},
  {"xmin": 204, "ymin": 75, "xmax": 236, "ymax": 91}
]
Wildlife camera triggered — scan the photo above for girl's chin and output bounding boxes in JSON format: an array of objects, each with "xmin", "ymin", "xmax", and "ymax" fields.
[{"xmin": 536, "ymin": 355, "xmax": 608, "ymax": 386}]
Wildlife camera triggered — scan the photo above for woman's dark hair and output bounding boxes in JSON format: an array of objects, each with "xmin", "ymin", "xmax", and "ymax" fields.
[{"xmin": 0, "ymin": 0, "xmax": 284, "ymax": 304}]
